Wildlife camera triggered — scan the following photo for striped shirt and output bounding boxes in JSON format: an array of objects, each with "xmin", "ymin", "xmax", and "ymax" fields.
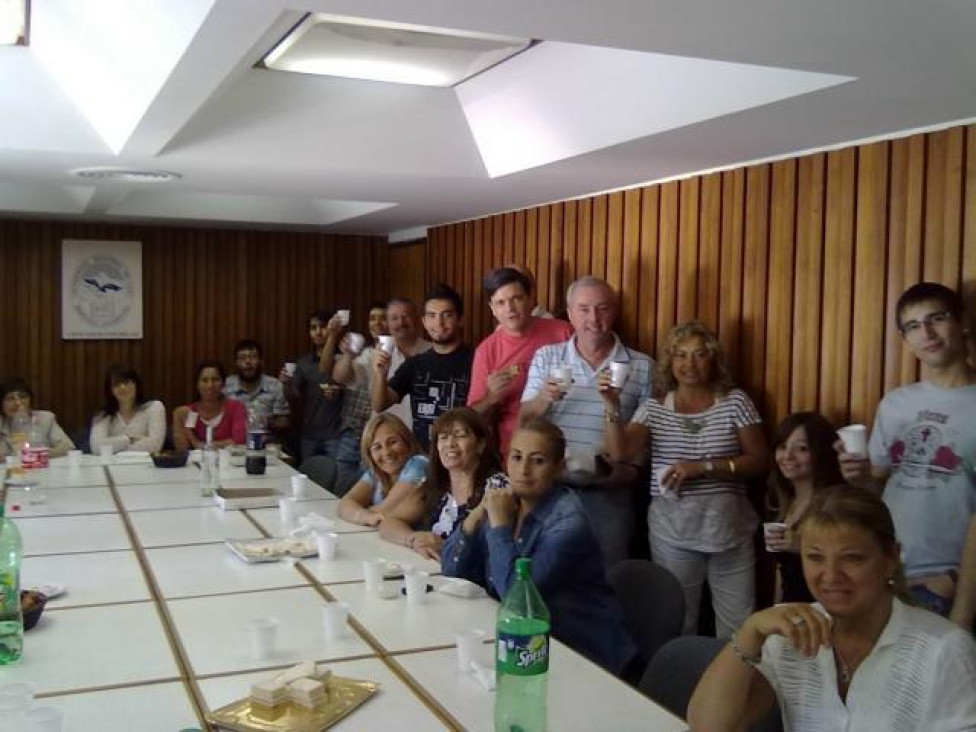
[{"xmin": 521, "ymin": 335, "xmax": 653, "ymax": 475}]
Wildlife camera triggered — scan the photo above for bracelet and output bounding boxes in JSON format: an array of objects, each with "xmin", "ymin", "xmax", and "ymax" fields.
[
  {"xmin": 728, "ymin": 459, "xmax": 736, "ymax": 476},
  {"xmin": 730, "ymin": 630, "xmax": 761, "ymax": 666}
]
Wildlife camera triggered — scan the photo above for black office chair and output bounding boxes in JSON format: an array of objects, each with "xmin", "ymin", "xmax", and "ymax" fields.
[
  {"xmin": 299, "ymin": 455, "xmax": 340, "ymax": 496},
  {"xmin": 607, "ymin": 559, "xmax": 685, "ymax": 668},
  {"xmin": 640, "ymin": 635, "xmax": 783, "ymax": 732}
]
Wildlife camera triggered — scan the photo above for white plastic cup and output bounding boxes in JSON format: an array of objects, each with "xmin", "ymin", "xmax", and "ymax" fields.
[
  {"xmin": 249, "ymin": 617, "xmax": 278, "ymax": 660},
  {"xmin": 278, "ymin": 497, "xmax": 298, "ymax": 525},
  {"xmin": 655, "ymin": 465, "xmax": 674, "ymax": 497},
  {"xmin": 346, "ymin": 332, "xmax": 366, "ymax": 355},
  {"xmin": 322, "ymin": 602, "xmax": 350, "ymax": 642},
  {"xmin": 283, "ymin": 362, "xmax": 297, "ymax": 378},
  {"xmin": 0, "ymin": 695, "xmax": 32, "ymax": 732},
  {"xmin": 455, "ymin": 629, "xmax": 486, "ymax": 672},
  {"xmin": 315, "ymin": 532, "xmax": 338, "ymax": 561},
  {"xmin": 763, "ymin": 522, "xmax": 788, "ymax": 553},
  {"xmin": 838, "ymin": 424, "xmax": 868, "ymax": 456},
  {"xmin": 363, "ymin": 558, "xmax": 386, "ymax": 593},
  {"xmin": 378, "ymin": 335, "xmax": 396, "ymax": 355},
  {"xmin": 66, "ymin": 450, "xmax": 82, "ymax": 468},
  {"xmin": 291, "ymin": 474, "xmax": 308, "ymax": 499},
  {"xmin": 548, "ymin": 364, "xmax": 572, "ymax": 392},
  {"xmin": 99, "ymin": 444, "xmax": 114, "ymax": 463},
  {"xmin": 23, "ymin": 706, "xmax": 63, "ymax": 732},
  {"xmin": 609, "ymin": 361, "xmax": 631, "ymax": 389},
  {"xmin": 336, "ymin": 309, "xmax": 351, "ymax": 327},
  {"xmin": 404, "ymin": 570, "xmax": 430, "ymax": 606},
  {"xmin": 184, "ymin": 411, "xmax": 199, "ymax": 429}
]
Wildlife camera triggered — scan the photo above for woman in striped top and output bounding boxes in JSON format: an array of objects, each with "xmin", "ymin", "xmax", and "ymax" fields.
[{"xmin": 603, "ymin": 321, "xmax": 769, "ymax": 637}]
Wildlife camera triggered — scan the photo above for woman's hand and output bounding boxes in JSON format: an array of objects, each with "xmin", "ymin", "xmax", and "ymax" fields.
[
  {"xmin": 355, "ymin": 508, "xmax": 383, "ymax": 527},
  {"xmin": 410, "ymin": 531, "xmax": 443, "ymax": 560},
  {"xmin": 764, "ymin": 524, "xmax": 797, "ymax": 553},
  {"xmin": 834, "ymin": 439, "xmax": 872, "ymax": 485},
  {"xmin": 661, "ymin": 461, "xmax": 705, "ymax": 496},
  {"xmin": 483, "ymin": 485, "xmax": 518, "ymax": 527},
  {"xmin": 740, "ymin": 603, "xmax": 833, "ymax": 659}
]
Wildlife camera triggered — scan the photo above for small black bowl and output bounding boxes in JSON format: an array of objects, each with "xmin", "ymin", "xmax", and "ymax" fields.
[
  {"xmin": 21, "ymin": 590, "xmax": 48, "ymax": 631},
  {"xmin": 151, "ymin": 450, "xmax": 190, "ymax": 468}
]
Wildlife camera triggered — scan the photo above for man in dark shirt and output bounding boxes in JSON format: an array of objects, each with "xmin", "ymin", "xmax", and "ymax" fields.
[{"xmin": 371, "ymin": 284, "xmax": 473, "ymax": 450}]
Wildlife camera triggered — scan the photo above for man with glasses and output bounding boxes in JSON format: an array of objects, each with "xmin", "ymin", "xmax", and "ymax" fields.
[
  {"xmin": 224, "ymin": 339, "xmax": 290, "ymax": 436},
  {"xmin": 841, "ymin": 282, "xmax": 976, "ymax": 629}
]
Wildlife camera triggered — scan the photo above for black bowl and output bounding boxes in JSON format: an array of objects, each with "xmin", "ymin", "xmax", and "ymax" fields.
[
  {"xmin": 21, "ymin": 590, "xmax": 48, "ymax": 631},
  {"xmin": 151, "ymin": 450, "xmax": 190, "ymax": 468}
]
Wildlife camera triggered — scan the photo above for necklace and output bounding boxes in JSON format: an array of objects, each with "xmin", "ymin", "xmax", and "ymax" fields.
[{"xmin": 834, "ymin": 645, "xmax": 868, "ymax": 686}]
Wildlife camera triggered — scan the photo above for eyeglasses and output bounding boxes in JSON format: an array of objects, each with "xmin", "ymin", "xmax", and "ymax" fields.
[{"xmin": 899, "ymin": 310, "xmax": 952, "ymax": 337}]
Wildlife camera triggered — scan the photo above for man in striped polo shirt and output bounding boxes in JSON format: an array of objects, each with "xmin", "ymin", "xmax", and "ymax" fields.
[{"xmin": 519, "ymin": 276, "xmax": 654, "ymax": 567}]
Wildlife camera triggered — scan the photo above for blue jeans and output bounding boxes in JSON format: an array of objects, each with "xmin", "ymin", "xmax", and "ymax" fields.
[{"xmin": 301, "ymin": 430, "xmax": 361, "ymax": 495}]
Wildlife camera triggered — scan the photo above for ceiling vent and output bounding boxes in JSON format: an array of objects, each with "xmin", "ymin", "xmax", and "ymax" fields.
[{"xmin": 71, "ymin": 167, "xmax": 181, "ymax": 183}]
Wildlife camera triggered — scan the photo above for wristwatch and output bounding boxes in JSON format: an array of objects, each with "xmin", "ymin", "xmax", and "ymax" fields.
[{"xmin": 703, "ymin": 460, "xmax": 715, "ymax": 475}]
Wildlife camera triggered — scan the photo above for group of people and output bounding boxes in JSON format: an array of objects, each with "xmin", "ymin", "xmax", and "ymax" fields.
[{"xmin": 2, "ymin": 266, "xmax": 975, "ymax": 728}]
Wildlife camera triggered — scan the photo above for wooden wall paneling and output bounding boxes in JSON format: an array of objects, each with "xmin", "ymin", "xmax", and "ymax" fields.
[
  {"xmin": 536, "ymin": 205, "xmax": 552, "ymax": 314},
  {"xmin": 923, "ymin": 128, "xmax": 964, "ymax": 285},
  {"xmin": 591, "ymin": 194, "xmax": 609, "ymax": 280},
  {"xmin": 576, "ymin": 198, "xmax": 593, "ymax": 280},
  {"xmin": 548, "ymin": 203, "xmax": 564, "ymax": 317},
  {"xmin": 513, "ymin": 210, "xmax": 526, "ymax": 265},
  {"xmin": 677, "ymin": 178, "xmax": 700, "ymax": 323},
  {"xmin": 502, "ymin": 212, "xmax": 515, "ymax": 264},
  {"xmin": 718, "ymin": 170, "xmax": 746, "ymax": 371},
  {"xmin": 606, "ymin": 192, "xmax": 625, "ymax": 299},
  {"xmin": 740, "ymin": 165, "xmax": 771, "ymax": 404},
  {"xmin": 850, "ymin": 142, "xmax": 890, "ymax": 424},
  {"xmin": 657, "ymin": 181, "xmax": 680, "ymax": 353},
  {"xmin": 818, "ymin": 149, "xmax": 858, "ymax": 424},
  {"xmin": 472, "ymin": 219, "xmax": 486, "ymax": 342},
  {"xmin": 698, "ymin": 173, "xmax": 722, "ymax": 330},
  {"xmin": 637, "ymin": 186, "xmax": 660, "ymax": 356},
  {"xmin": 764, "ymin": 159, "xmax": 798, "ymax": 430},
  {"xmin": 621, "ymin": 189, "xmax": 642, "ymax": 346},
  {"xmin": 445, "ymin": 223, "xmax": 458, "ymax": 293},
  {"xmin": 462, "ymin": 221, "xmax": 476, "ymax": 334},
  {"xmin": 791, "ymin": 154, "xmax": 826, "ymax": 412},
  {"xmin": 563, "ymin": 201, "xmax": 579, "ymax": 287},
  {"xmin": 884, "ymin": 135, "xmax": 925, "ymax": 391},
  {"xmin": 963, "ymin": 125, "xmax": 976, "ymax": 348},
  {"xmin": 524, "ymin": 208, "xmax": 539, "ymax": 285}
]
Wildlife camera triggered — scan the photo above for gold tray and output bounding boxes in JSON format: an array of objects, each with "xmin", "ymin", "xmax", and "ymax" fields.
[{"xmin": 206, "ymin": 674, "xmax": 379, "ymax": 731}]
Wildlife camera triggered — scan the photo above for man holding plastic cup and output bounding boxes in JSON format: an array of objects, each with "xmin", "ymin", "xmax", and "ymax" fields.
[
  {"xmin": 840, "ymin": 282, "xmax": 976, "ymax": 629},
  {"xmin": 519, "ymin": 276, "xmax": 653, "ymax": 567}
]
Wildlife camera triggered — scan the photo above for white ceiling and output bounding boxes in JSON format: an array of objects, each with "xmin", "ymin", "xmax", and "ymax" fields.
[{"xmin": 1, "ymin": 0, "xmax": 974, "ymax": 238}]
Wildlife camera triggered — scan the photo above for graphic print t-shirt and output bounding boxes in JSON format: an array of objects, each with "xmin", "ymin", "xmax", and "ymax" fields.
[{"xmin": 388, "ymin": 344, "xmax": 474, "ymax": 450}]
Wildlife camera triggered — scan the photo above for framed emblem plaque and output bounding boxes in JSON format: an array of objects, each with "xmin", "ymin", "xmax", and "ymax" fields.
[{"xmin": 61, "ymin": 239, "xmax": 143, "ymax": 339}]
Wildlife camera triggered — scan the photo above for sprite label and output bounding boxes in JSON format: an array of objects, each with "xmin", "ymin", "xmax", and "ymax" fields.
[
  {"xmin": 497, "ymin": 631, "xmax": 549, "ymax": 676},
  {"xmin": 0, "ymin": 571, "xmax": 15, "ymax": 612}
]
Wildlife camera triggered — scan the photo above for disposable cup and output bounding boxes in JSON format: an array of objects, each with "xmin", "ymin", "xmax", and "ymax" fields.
[
  {"xmin": 66, "ymin": 450, "xmax": 82, "ymax": 468},
  {"xmin": 23, "ymin": 706, "xmax": 63, "ymax": 732},
  {"xmin": 336, "ymin": 309, "xmax": 351, "ymax": 326},
  {"xmin": 655, "ymin": 465, "xmax": 674, "ymax": 497},
  {"xmin": 346, "ymin": 332, "xmax": 366, "ymax": 355},
  {"xmin": 322, "ymin": 602, "xmax": 350, "ymax": 642},
  {"xmin": 838, "ymin": 424, "xmax": 867, "ymax": 456},
  {"xmin": 378, "ymin": 335, "xmax": 396, "ymax": 355},
  {"xmin": 184, "ymin": 411, "xmax": 199, "ymax": 429},
  {"xmin": 363, "ymin": 558, "xmax": 386, "ymax": 593},
  {"xmin": 283, "ymin": 362, "xmax": 297, "ymax": 377},
  {"xmin": 99, "ymin": 445, "xmax": 114, "ymax": 463},
  {"xmin": 404, "ymin": 570, "xmax": 430, "ymax": 605},
  {"xmin": 548, "ymin": 364, "xmax": 572, "ymax": 392},
  {"xmin": 249, "ymin": 617, "xmax": 278, "ymax": 660},
  {"xmin": 763, "ymin": 522, "xmax": 788, "ymax": 553},
  {"xmin": 278, "ymin": 497, "xmax": 298, "ymax": 525},
  {"xmin": 315, "ymin": 532, "xmax": 338, "ymax": 561},
  {"xmin": 455, "ymin": 629, "xmax": 486, "ymax": 671},
  {"xmin": 609, "ymin": 361, "xmax": 631, "ymax": 389},
  {"xmin": 0, "ymin": 682, "xmax": 36, "ymax": 703},
  {"xmin": 291, "ymin": 474, "xmax": 308, "ymax": 499}
]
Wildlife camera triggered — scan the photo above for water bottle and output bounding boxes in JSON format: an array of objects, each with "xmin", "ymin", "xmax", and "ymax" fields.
[
  {"xmin": 200, "ymin": 425, "xmax": 218, "ymax": 497},
  {"xmin": 495, "ymin": 557, "xmax": 550, "ymax": 732},
  {"xmin": 0, "ymin": 482, "xmax": 24, "ymax": 665}
]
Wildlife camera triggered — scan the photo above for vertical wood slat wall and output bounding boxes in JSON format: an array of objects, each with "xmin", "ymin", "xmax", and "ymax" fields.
[
  {"xmin": 0, "ymin": 220, "xmax": 389, "ymax": 434},
  {"xmin": 426, "ymin": 124, "xmax": 976, "ymax": 431}
]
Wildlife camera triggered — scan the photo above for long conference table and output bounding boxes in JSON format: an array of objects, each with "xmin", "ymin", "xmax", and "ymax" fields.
[{"xmin": 1, "ymin": 454, "xmax": 688, "ymax": 731}]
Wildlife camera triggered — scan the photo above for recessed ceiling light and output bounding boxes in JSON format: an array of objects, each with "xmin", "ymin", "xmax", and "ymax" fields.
[
  {"xmin": 71, "ymin": 167, "xmax": 181, "ymax": 183},
  {"xmin": 0, "ymin": 0, "xmax": 28, "ymax": 46},
  {"xmin": 260, "ymin": 14, "xmax": 534, "ymax": 87}
]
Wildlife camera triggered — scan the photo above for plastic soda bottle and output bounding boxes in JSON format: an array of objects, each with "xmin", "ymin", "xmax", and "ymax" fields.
[
  {"xmin": 495, "ymin": 557, "xmax": 550, "ymax": 732},
  {"xmin": 200, "ymin": 425, "xmax": 218, "ymax": 497},
  {"xmin": 0, "ymin": 481, "xmax": 24, "ymax": 664}
]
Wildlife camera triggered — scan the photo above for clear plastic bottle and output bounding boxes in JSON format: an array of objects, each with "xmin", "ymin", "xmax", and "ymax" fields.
[
  {"xmin": 0, "ymin": 482, "xmax": 24, "ymax": 665},
  {"xmin": 200, "ymin": 425, "xmax": 218, "ymax": 497},
  {"xmin": 495, "ymin": 557, "xmax": 550, "ymax": 732}
]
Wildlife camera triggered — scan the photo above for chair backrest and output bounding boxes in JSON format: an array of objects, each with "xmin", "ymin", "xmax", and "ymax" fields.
[
  {"xmin": 640, "ymin": 636, "xmax": 783, "ymax": 732},
  {"xmin": 607, "ymin": 559, "xmax": 685, "ymax": 665},
  {"xmin": 299, "ymin": 455, "xmax": 340, "ymax": 496}
]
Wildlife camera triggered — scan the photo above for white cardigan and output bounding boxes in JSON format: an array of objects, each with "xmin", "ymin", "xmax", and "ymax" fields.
[{"xmin": 90, "ymin": 400, "xmax": 166, "ymax": 453}]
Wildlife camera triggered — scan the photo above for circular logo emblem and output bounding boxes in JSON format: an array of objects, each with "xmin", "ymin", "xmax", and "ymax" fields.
[{"xmin": 72, "ymin": 254, "xmax": 133, "ymax": 327}]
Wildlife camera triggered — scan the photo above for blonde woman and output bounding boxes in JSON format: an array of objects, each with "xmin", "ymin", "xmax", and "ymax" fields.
[
  {"xmin": 602, "ymin": 320, "xmax": 769, "ymax": 637},
  {"xmin": 338, "ymin": 413, "xmax": 428, "ymax": 527}
]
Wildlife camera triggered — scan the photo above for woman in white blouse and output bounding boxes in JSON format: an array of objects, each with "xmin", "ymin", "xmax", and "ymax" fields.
[
  {"xmin": 688, "ymin": 485, "xmax": 976, "ymax": 732},
  {"xmin": 90, "ymin": 366, "xmax": 166, "ymax": 454}
]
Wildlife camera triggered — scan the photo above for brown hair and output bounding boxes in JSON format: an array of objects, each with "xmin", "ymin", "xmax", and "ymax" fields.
[
  {"xmin": 768, "ymin": 412, "xmax": 845, "ymax": 521},
  {"xmin": 360, "ymin": 413, "xmax": 423, "ymax": 497},
  {"xmin": 511, "ymin": 418, "xmax": 567, "ymax": 463},
  {"xmin": 654, "ymin": 321, "xmax": 735, "ymax": 396},
  {"xmin": 798, "ymin": 484, "xmax": 909, "ymax": 600},
  {"xmin": 424, "ymin": 408, "xmax": 499, "ymax": 520}
]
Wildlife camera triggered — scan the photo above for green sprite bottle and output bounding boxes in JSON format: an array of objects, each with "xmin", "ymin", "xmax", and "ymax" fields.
[
  {"xmin": 495, "ymin": 557, "xmax": 550, "ymax": 732},
  {"xmin": 0, "ymin": 480, "xmax": 24, "ymax": 665}
]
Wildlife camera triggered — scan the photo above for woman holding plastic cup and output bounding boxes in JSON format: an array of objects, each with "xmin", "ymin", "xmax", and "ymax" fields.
[
  {"xmin": 338, "ymin": 413, "xmax": 428, "ymax": 528},
  {"xmin": 172, "ymin": 361, "xmax": 247, "ymax": 449},
  {"xmin": 767, "ymin": 412, "xmax": 845, "ymax": 603},
  {"xmin": 90, "ymin": 365, "xmax": 166, "ymax": 454},
  {"xmin": 602, "ymin": 320, "xmax": 769, "ymax": 638},
  {"xmin": 442, "ymin": 419, "xmax": 636, "ymax": 675},
  {"xmin": 0, "ymin": 377, "xmax": 74, "ymax": 459},
  {"xmin": 380, "ymin": 408, "xmax": 503, "ymax": 559}
]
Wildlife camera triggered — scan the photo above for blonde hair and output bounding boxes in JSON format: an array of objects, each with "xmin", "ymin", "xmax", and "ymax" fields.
[
  {"xmin": 360, "ymin": 413, "xmax": 423, "ymax": 497},
  {"xmin": 654, "ymin": 320, "xmax": 735, "ymax": 396}
]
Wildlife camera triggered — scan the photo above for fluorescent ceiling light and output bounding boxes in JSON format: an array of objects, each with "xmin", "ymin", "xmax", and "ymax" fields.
[
  {"xmin": 261, "ymin": 13, "xmax": 532, "ymax": 87},
  {"xmin": 0, "ymin": 0, "xmax": 27, "ymax": 45}
]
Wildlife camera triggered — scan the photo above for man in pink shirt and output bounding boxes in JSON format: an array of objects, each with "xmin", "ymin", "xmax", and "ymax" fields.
[{"xmin": 467, "ymin": 267, "xmax": 572, "ymax": 457}]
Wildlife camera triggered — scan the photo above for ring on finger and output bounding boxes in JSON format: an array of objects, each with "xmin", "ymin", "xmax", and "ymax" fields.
[{"xmin": 790, "ymin": 614, "xmax": 805, "ymax": 626}]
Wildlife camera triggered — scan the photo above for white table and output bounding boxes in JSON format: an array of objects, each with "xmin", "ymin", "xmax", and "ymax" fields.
[
  {"xmin": 4, "ymin": 484, "xmax": 117, "ymax": 516},
  {"xmin": 128, "ymin": 506, "xmax": 264, "ymax": 547},
  {"xmin": 22, "ymin": 550, "xmax": 151, "ymax": 607},
  {"xmin": 41, "ymin": 682, "xmax": 200, "ymax": 732},
  {"xmin": 19, "ymin": 513, "xmax": 131, "ymax": 556}
]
